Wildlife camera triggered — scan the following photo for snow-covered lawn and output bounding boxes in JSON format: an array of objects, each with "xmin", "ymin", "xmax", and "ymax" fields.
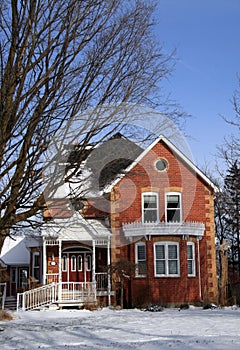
[{"xmin": 0, "ymin": 306, "xmax": 239, "ymax": 349}]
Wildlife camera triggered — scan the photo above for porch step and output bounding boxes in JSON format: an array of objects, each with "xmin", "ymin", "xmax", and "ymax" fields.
[{"xmin": 4, "ymin": 297, "xmax": 17, "ymax": 310}]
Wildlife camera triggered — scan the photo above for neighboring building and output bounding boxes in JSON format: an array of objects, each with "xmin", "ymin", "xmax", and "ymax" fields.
[{"xmin": 0, "ymin": 134, "xmax": 219, "ymax": 309}]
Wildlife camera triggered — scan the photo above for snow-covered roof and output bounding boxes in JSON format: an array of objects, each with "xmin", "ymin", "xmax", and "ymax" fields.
[
  {"xmin": 0, "ymin": 236, "xmax": 30, "ymax": 266},
  {"xmin": 42, "ymin": 212, "xmax": 111, "ymax": 242}
]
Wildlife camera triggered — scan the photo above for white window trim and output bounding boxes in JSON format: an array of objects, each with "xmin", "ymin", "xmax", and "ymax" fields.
[
  {"xmin": 165, "ymin": 192, "xmax": 182, "ymax": 223},
  {"xmin": 135, "ymin": 242, "xmax": 146, "ymax": 277},
  {"xmin": 154, "ymin": 242, "xmax": 180, "ymax": 277},
  {"xmin": 32, "ymin": 252, "xmax": 40, "ymax": 281},
  {"xmin": 142, "ymin": 192, "xmax": 159, "ymax": 223},
  {"xmin": 187, "ymin": 242, "xmax": 196, "ymax": 277}
]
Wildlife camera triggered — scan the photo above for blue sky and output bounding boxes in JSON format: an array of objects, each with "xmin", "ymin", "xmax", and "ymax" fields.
[{"xmin": 156, "ymin": 0, "xmax": 240, "ymax": 172}]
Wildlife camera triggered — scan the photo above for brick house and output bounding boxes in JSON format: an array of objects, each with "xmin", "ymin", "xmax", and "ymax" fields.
[
  {"xmin": 107, "ymin": 135, "xmax": 219, "ymax": 307},
  {"xmin": 0, "ymin": 134, "xmax": 219, "ymax": 309}
]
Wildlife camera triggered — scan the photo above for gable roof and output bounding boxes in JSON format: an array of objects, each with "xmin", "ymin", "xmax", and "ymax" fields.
[
  {"xmin": 0, "ymin": 236, "xmax": 30, "ymax": 265},
  {"xmin": 103, "ymin": 134, "xmax": 219, "ymax": 193}
]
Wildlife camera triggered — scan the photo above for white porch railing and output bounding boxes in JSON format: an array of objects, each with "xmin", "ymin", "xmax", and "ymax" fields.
[
  {"xmin": 17, "ymin": 282, "xmax": 97, "ymax": 311},
  {"xmin": 0, "ymin": 282, "xmax": 7, "ymax": 309},
  {"xmin": 60, "ymin": 282, "xmax": 96, "ymax": 302},
  {"xmin": 17, "ymin": 283, "xmax": 57, "ymax": 311}
]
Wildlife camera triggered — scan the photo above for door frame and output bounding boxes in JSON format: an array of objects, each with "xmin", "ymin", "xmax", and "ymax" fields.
[{"xmin": 61, "ymin": 246, "xmax": 92, "ymax": 283}]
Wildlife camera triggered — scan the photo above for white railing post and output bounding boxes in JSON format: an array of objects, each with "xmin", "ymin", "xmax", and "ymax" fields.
[
  {"xmin": 107, "ymin": 238, "xmax": 111, "ymax": 306},
  {"xmin": 22, "ymin": 293, "xmax": 26, "ymax": 311},
  {"xmin": 51, "ymin": 283, "xmax": 55, "ymax": 303}
]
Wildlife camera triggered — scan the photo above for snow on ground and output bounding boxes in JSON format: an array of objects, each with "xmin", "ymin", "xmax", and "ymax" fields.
[{"xmin": 0, "ymin": 306, "xmax": 240, "ymax": 350}]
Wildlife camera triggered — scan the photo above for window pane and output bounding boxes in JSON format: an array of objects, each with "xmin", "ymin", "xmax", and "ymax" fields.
[
  {"xmin": 62, "ymin": 255, "xmax": 67, "ymax": 271},
  {"xmin": 156, "ymin": 260, "xmax": 165, "ymax": 274},
  {"xmin": 138, "ymin": 245, "xmax": 146, "ymax": 260},
  {"xmin": 155, "ymin": 245, "xmax": 165, "ymax": 259},
  {"xmin": 71, "ymin": 256, "xmax": 76, "ymax": 271},
  {"xmin": 34, "ymin": 254, "xmax": 40, "ymax": 266},
  {"xmin": 167, "ymin": 209, "xmax": 180, "ymax": 222},
  {"xmin": 187, "ymin": 245, "xmax": 193, "ymax": 259},
  {"xmin": 144, "ymin": 195, "xmax": 157, "ymax": 208},
  {"xmin": 169, "ymin": 260, "xmax": 178, "ymax": 274},
  {"xmin": 188, "ymin": 261, "xmax": 193, "ymax": 275},
  {"xmin": 138, "ymin": 261, "xmax": 146, "ymax": 275},
  {"xmin": 167, "ymin": 195, "xmax": 180, "ymax": 207},
  {"xmin": 87, "ymin": 255, "xmax": 91, "ymax": 270},
  {"xmin": 144, "ymin": 210, "xmax": 157, "ymax": 222},
  {"xmin": 168, "ymin": 245, "xmax": 177, "ymax": 259},
  {"xmin": 77, "ymin": 256, "xmax": 82, "ymax": 271}
]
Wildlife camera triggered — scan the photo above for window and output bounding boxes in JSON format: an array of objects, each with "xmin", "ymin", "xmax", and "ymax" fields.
[
  {"xmin": 142, "ymin": 192, "xmax": 159, "ymax": 223},
  {"xmin": 77, "ymin": 255, "xmax": 82, "ymax": 271},
  {"xmin": 135, "ymin": 242, "xmax": 146, "ymax": 277},
  {"xmin": 165, "ymin": 193, "xmax": 182, "ymax": 222},
  {"xmin": 11, "ymin": 268, "xmax": 16, "ymax": 283},
  {"xmin": 187, "ymin": 242, "xmax": 196, "ymax": 276},
  {"xmin": 154, "ymin": 242, "xmax": 180, "ymax": 276},
  {"xmin": 86, "ymin": 255, "xmax": 91, "ymax": 271},
  {"xmin": 32, "ymin": 252, "xmax": 40, "ymax": 281},
  {"xmin": 71, "ymin": 255, "xmax": 76, "ymax": 271},
  {"xmin": 155, "ymin": 158, "xmax": 168, "ymax": 172},
  {"xmin": 62, "ymin": 255, "xmax": 67, "ymax": 272}
]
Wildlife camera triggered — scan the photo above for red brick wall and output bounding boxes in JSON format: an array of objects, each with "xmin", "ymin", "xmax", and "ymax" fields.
[{"xmin": 110, "ymin": 140, "xmax": 218, "ymax": 306}]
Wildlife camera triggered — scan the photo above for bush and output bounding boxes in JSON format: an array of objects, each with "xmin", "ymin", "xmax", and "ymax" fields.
[
  {"xmin": 179, "ymin": 303, "xmax": 189, "ymax": 310},
  {"xmin": 144, "ymin": 304, "xmax": 164, "ymax": 312},
  {"xmin": 203, "ymin": 303, "xmax": 218, "ymax": 310},
  {"xmin": 0, "ymin": 310, "xmax": 13, "ymax": 321}
]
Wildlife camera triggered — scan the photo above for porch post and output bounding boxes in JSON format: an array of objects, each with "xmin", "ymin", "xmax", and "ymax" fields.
[
  {"xmin": 107, "ymin": 237, "xmax": 111, "ymax": 306},
  {"xmin": 58, "ymin": 239, "xmax": 62, "ymax": 301},
  {"xmin": 92, "ymin": 239, "xmax": 96, "ymax": 300},
  {"xmin": 43, "ymin": 238, "xmax": 47, "ymax": 285}
]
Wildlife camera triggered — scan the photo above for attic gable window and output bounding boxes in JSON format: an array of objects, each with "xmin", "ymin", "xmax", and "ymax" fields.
[
  {"xmin": 165, "ymin": 193, "xmax": 182, "ymax": 222},
  {"xmin": 142, "ymin": 192, "xmax": 159, "ymax": 223}
]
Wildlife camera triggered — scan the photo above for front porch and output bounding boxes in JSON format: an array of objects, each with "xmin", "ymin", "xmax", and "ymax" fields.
[{"xmin": 17, "ymin": 278, "xmax": 114, "ymax": 311}]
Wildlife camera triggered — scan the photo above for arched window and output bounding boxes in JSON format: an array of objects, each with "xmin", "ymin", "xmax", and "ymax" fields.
[
  {"xmin": 86, "ymin": 255, "xmax": 91, "ymax": 271},
  {"xmin": 62, "ymin": 255, "xmax": 67, "ymax": 272},
  {"xmin": 77, "ymin": 255, "xmax": 82, "ymax": 271},
  {"xmin": 71, "ymin": 255, "xmax": 76, "ymax": 271}
]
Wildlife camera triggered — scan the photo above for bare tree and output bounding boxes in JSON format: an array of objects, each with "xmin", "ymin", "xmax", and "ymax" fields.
[{"xmin": 0, "ymin": 0, "xmax": 183, "ymax": 250}]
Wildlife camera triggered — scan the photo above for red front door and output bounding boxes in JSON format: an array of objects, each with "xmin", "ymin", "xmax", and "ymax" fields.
[{"xmin": 62, "ymin": 248, "xmax": 92, "ymax": 283}]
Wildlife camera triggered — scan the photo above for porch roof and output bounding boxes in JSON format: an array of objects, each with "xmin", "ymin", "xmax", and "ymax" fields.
[{"xmin": 42, "ymin": 213, "xmax": 111, "ymax": 242}]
